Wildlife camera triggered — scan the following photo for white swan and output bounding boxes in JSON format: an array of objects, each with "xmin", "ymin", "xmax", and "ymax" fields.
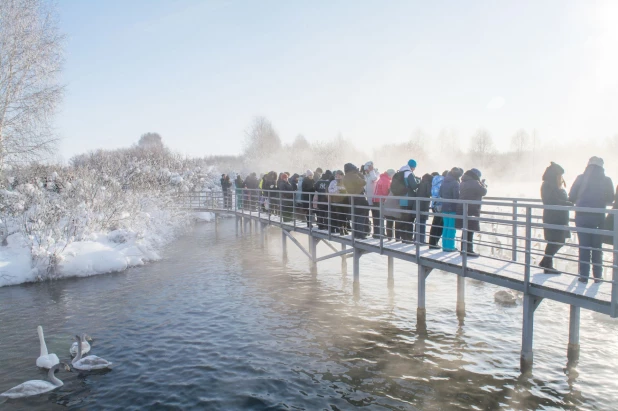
[
  {"xmin": 36, "ymin": 326, "xmax": 59, "ymax": 369},
  {"xmin": 70, "ymin": 334, "xmax": 92, "ymax": 357},
  {"xmin": 71, "ymin": 335, "xmax": 112, "ymax": 371},
  {"xmin": 0, "ymin": 362, "xmax": 70, "ymax": 400}
]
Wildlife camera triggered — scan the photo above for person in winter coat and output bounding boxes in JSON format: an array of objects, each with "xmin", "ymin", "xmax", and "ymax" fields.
[
  {"xmin": 302, "ymin": 170, "xmax": 316, "ymax": 227},
  {"xmin": 244, "ymin": 172, "xmax": 259, "ymax": 210},
  {"xmin": 395, "ymin": 160, "xmax": 420, "ymax": 242},
  {"xmin": 343, "ymin": 163, "xmax": 370, "ymax": 239},
  {"xmin": 377, "ymin": 169, "xmax": 398, "ymax": 239},
  {"xmin": 314, "ymin": 170, "xmax": 333, "ymax": 229},
  {"xmin": 328, "ymin": 170, "xmax": 349, "ymax": 234},
  {"xmin": 456, "ymin": 168, "xmax": 488, "ymax": 257},
  {"xmin": 235, "ymin": 175, "xmax": 245, "ymax": 209},
  {"xmin": 603, "ymin": 187, "xmax": 618, "ymax": 246},
  {"xmin": 440, "ymin": 167, "xmax": 464, "ymax": 252},
  {"xmin": 314, "ymin": 168, "xmax": 323, "ymax": 182},
  {"xmin": 277, "ymin": 173, "xmax": 295, "ymax": 222},
  {"xmin": 429, "ymin": 170, "xmax": 448, "ymax": 249},
  {"xmin": 364, "ymin": 161, "xmax": 380, "ymax": 238},
  {"xmin": 221, "ymin": 174, "xmax": 232, "ymax": 209},
  {"xmin": 290, "ymin": 173, "xmax": 299, "ymax": 191},
  {"xmin": 569, "ymin": 156, "xmax": 615, "ymax": 282},
  {"xmin": 540, "ymin": 162, "xmax": 573, "ymax": 273},
  {"xmin": 416, "ymin": 173, "xmax": 434, "ymax": 244}
]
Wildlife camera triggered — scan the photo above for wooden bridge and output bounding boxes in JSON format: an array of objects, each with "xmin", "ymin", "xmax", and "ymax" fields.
[{"xmin": 180, "ymin": 189, "xmax": 618, "ymax": 371}]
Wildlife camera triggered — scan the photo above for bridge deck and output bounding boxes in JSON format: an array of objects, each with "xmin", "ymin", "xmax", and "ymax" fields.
[{"xmin": 235, "ymin": 209, "xmax": 612, "ymax": 315}]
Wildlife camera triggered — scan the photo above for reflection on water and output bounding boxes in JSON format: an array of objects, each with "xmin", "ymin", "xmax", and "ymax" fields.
[{"xmin": 1, "ymin": 219, "xmax": 618, "ymax": 410}]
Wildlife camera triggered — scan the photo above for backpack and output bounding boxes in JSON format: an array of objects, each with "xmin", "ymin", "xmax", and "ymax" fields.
[
  {"xmin": 390, "ymin": 171, "xmax": 407, "ymax": 196},
  {"xmin": 431, "ymin": 176, "xmax": 444, "ymax": 198}
]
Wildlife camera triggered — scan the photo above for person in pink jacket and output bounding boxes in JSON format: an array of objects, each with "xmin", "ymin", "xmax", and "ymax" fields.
[{"xmin": 373, "ymin": 169, "xmax": 396, "ymax": 237}]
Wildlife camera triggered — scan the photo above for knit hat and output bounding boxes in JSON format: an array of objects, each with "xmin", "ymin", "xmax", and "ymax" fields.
[
  {"xmin": 408, "ymin": 159, "xmax": 417, "ymax": 168},
  {"xmin": 542, "ymin": 162, "xmax": 564, "ymax": 182},
  {"xmin": 471, "ymin": 168, "xmax": 482, "ymax": 178},
  {"xmin": 588, "ymin": 156, "xmax": 604, "ymax": 168},
  {"xmin": 365, "ymin": 161, "xmax": 374, "ymax": 167},
  {"xmin": 386, "ymin": 169, "xmax": 396, "ymax": 177},
  {"xmin": 306, "ymin": 169, "xmax": 314, "ymax": 177}
]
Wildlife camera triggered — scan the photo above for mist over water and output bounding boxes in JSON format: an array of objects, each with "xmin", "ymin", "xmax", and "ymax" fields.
[{"xmin": 1, "ymin": 220, "xmax": 618, "ymax": 410}]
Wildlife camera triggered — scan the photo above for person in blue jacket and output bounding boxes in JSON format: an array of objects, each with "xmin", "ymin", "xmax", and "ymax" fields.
[
  {"xmin": 569, "ymin": 156, "xmax": 615, "ymax": 283},
  {"xmin": 439, "ymin": 167, "xmax": 464, "ymax": 252}
]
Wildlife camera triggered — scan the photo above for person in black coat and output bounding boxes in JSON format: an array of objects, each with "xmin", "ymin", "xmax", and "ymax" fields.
[
  {"xmin": 456, "ymin": 168, "xmax": 487, "ymax": 256},
  {"xmin": 221, "ymin": 174, "xmax": 232, "ymax": 209},
  {"xmin": 439, "ymin": 167, "xmax": 464, "ymax": 252},
  {"xmin": 343, "ymin": 163, "xmax": 370, "ymax": 239},
  {"xmin": 244, "ymin": 172, "xmax": 259, "ymax": 210},
  {"xmin": 539, "ymin": 162, "xmax": 573, "ymax": 273},
  {"xmin": 603, "ymin": 187, "xmax": 618, "ymax": 246},
  {"xmin": 277, "ymin": 173, "xmax": 295, "ymax": 222},
  {"xmin": 301, "ymin": 170, "xmax": 316, "ymax": 227},
  {"xmin": 415, "ymin": 173, "xmax": 434, "ymax": 244},
  {"xmin": 568, "ymin": 156, "xmax": 615, "ymax": 282},
  {"xmin": 314, "ymin": 170, "xmax": 333, "ymax": 229}
]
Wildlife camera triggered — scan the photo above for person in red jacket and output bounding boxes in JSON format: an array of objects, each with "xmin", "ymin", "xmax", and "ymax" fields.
[{"xmin": 373, "ymin": 169, "xmax": 395, "ymax": 238}]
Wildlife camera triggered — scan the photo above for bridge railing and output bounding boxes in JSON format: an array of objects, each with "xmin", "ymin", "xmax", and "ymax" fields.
[{"xmin": 180, "ymin": 188, "xmax": 618, "ymax": 315}]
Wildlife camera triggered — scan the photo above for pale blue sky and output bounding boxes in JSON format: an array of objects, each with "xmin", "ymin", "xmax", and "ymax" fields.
[{"xmin": 56, "ymin": 0, "xmax": 618, "ymax": 160}]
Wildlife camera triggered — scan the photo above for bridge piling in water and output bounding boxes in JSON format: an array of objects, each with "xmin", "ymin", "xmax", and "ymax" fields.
[
  {"xmin": 187, "ymin": 189, "xmax": 618, "ymax": 372},
  {"xmin": 568, "ymin": 305, "xmax": 581, "ymax": 362}
]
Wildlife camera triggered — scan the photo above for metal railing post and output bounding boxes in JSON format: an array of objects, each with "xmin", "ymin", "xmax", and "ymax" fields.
[
  {"xmin": 524, "ymin": 206, "xmax": 532, "ymax": 293},
  {"xmin": 351, "ymin": 195, "xmax": 356, "ymax": 245},
  {"xmin": 328, "ymin": 195, "xmax": 332, "ymax": 241},
  {"xmin": 610, "ymin": 211, "xmax": 618, "ymax": 318},
  {"xmin": 462, "ymin": 203, "xmax": 468, "ymax": 275},
  {"xmin": 415, "ymin": 198, "xmax": 421, "ymax": 262},
  {"xmin": 293, "ymin": 196, "xmax": 296, "ymax": 229},
  {"xmin": 379, "ymin": 197, "xmax": 384, "ymax": 253},
  {"xmin": 512, "ymin": 200, "xmax": 518, "ymax": 261},
  {"xmin": 279, "ymin": 194, "xmax": 283, "ymax": 227}
]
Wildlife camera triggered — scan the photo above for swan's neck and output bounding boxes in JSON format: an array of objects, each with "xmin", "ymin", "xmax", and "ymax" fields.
[
  {"xmin": 37, "ymin": 327, "xmax": 48, "ymax": 356},
  {"xmin": 47, "ymin": 364, "xmax": 63, "ymax": 387},
  {"xmin": 74, "ymin": 339, "xmax": 83, "ymax": 362}
]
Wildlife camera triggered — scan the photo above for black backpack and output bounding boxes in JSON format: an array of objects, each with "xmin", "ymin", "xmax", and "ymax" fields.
[{"xmin": 390, "ymin": 171, "xmax": 407, "ymax": 196}]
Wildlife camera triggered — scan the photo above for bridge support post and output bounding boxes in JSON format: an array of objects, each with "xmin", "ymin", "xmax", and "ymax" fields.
[
  {"xmin": 418, "ymin": 265, "xmax": 432, "ymax": 324},
  {"xmin": 353, "ymin": 248, "xmax": 361, "ymax": 283},
  {"xmin": 387, "ymin": 256, "xmax": 394, "ymax": 281},
  {"xmin": 235, "ymin": 216, "xmax": 240, "ymax": 236},
  {"xmin": 341, "ymin": 244, "xmax": 347, "ymax": 272},
  {"xmin": 567, "ymin": 305, "xmax": 580, "ymax": 362},
  {"xmin": 282, "ymin": 229, "xmax": 287, "ymax": 258},
  {"xmin": 521, "ymin": 294, "xmax": 543, "ymax": 371},
  {"xmin": 456, "ymin": 275, "xmax": 465, "ymax": 318},
  {"xmin": 309, "ymin": 236, "xmax": 318, "ymax": 270}
]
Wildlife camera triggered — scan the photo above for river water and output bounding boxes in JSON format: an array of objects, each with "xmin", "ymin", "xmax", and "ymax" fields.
[{"xmin": 1, "ymin": 219, "xmax": 618, "ymax": 410}]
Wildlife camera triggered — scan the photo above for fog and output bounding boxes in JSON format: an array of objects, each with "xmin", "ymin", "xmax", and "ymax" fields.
[{"xmin": 218, "ymin": 116, "xmax": 618, "ymax": 199}]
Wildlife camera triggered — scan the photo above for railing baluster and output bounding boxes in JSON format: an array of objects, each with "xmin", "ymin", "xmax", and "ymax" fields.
[
  {"xmin": 351, "ymin": 195, "xmax": 355, "ymax": 246},
  {"xmin": 415, "ymin": 198, "xmax": 421, "ymax": 263},
  {"xmin": 524, "ymin": 206, "xmax": 532, "ymax": 293},
  {"xmin": 610, "ymin": 211, "xmax": 618, "ymax": 318},
  {"xmin": 462, "ymin": 203, "xmax": 468, "ymax": 275},
  {"xmin": 512, "ymin": 200, "xmax": 518, "ymax": 261},
  {"xmin": 379, "ymin": 196, "xmax": 384, "ymax": 253}
]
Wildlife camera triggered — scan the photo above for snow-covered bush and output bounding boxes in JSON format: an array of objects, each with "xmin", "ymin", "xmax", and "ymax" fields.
[{"xmin": 0, "ymin": 146, "xmax": 219, "ymax": 284}]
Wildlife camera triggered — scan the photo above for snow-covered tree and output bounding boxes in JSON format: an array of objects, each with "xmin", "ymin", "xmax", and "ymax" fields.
[{"xmin": 0, "ymin": 0, "xmax": 64, "ymax": 174}]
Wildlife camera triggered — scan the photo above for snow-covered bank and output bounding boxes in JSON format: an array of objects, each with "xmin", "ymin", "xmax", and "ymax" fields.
[
  {"xmin": 0, "ymin": 146, "xmax": 222, "ymax": 287},
  {"xmin": 0, "ymin": 211, "xmax": 216, "ymax": 287}
]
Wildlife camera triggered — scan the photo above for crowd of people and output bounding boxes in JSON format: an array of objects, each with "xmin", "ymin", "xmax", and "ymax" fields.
[{"xmin": 222, "ymin": 156, "xmax": 617, "ymax": 283}]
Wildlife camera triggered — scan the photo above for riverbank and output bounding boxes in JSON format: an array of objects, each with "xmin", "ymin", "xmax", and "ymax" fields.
[{"xmin": 0, "ymin": 210, "xmax": 217, "ymax": 288}]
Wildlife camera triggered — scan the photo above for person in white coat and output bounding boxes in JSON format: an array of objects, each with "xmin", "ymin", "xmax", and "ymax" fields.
[{"xmin": 364, "ymin": 161, "xmax": 380, "ymax": 238}]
